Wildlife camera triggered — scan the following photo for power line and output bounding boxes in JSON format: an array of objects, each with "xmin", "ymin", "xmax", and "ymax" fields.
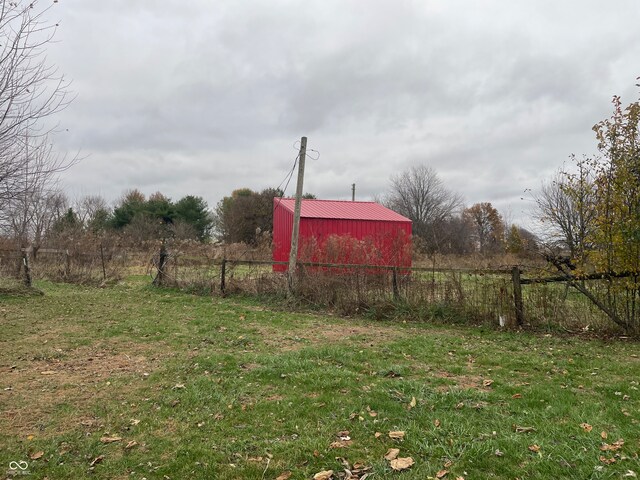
[{"xmin": 306, "ymin": 148, "xmax": 320, "ymax": 161}]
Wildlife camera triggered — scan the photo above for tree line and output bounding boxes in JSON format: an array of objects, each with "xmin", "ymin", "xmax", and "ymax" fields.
[
  {"xmin": 383, "ymin": 165, "xmax": 538, "ymax": 256},
  {"xmin": 2, "ymin": 189, "xmax": 215, "ymax": 249}
]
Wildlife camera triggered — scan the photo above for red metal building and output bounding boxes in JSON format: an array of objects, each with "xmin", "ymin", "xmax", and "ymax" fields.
[{"xmin": 272, "ymin": 198, "xmax": 412, "ymax": 271}]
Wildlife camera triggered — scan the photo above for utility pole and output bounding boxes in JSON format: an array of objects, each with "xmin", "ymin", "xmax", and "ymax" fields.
[
  {"xmin": 287, "ymin": 136, "xmax": 307, "ymax": 296},
  {"xmin": 351, "ymin": 183, "xmax": 356, "ymax": 201}
]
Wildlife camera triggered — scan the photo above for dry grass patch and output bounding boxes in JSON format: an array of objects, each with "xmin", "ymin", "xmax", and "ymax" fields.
[
  {"xmin": 0, "ymin": 342, "xmax": 165, "ymax": 438},
  {"xmin": 433, "ymin": 371, "xmax": 486, "ymax": 391},
  {"xmin": 256, "ymin": 320, "xmax": 405, "ymax": 351}
]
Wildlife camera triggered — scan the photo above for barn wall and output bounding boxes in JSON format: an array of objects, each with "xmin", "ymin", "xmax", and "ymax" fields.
[
  {"xmin": 272, "ymin": 199, "xmax": 412, "ymax": 271},
  {"xmin": 272, "ymin": 199, "xmax": 293, "ymax": 271},
  {"xmin": 298, "ymin": 218, "xmax": 412, "ymax": 267}
]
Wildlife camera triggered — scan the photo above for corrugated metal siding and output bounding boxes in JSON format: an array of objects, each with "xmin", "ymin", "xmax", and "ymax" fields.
[
  {"xmin": 299, "ymin": 218, "xmax": 411, "ymax": 267},
  {"xmin": 277, "ymin": 198, "xmax": 411, "ymax": 222},
  {"xmin": 273, "ymin": 198, "xmax": 412, "ymax": 270},
  {"xmin": 272, "ymin": 198, "xmax": 293, "ymax": 271}
]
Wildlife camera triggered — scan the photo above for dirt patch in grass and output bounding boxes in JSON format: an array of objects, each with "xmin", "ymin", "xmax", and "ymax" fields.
[
  {"xmin": 0, "ymin": 342, "xmax": 165, "ymax": 437},
  {"xmin": 434, "ymin": 371, "xmax": 486, "ymax": 390},
  {"xmin": 265, "ymin": 394, "xmax": 285, "ymax": 401},
  {"xmin": 256, "ymin": 320, "xmax": 404, "ymax": 351}
]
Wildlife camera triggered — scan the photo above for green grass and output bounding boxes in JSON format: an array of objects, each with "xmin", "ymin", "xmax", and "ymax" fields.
[{"xmin": 0, "ymin": 276, "xmax": 638, "ymax": 479}]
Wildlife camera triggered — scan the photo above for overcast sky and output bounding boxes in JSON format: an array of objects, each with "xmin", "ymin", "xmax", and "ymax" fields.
[{"xmin": 46, "ymin": 0, "xmax": 640, "ymax": 227}]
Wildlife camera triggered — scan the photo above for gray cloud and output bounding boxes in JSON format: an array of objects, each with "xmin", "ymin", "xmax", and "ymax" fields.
[{"xmin": 44, "ymin": 0, "xmax": 640, "ymax": 227}]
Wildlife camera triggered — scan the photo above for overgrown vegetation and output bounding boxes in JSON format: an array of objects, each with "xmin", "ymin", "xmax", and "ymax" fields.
[
  {"xmin": 542, "ymin": 89, "xmax": 640, "ymax": 334},
  {"xmin": 0, "ymin": 277, "xmax": 638, "ymax": 479}
]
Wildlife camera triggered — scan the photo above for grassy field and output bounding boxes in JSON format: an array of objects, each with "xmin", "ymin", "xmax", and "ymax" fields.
[{"xmin": 0, "ymin": 277, "xmax": 638, "ymax": 479}]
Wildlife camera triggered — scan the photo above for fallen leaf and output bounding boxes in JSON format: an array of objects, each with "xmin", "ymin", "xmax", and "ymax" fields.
[
  {"xmin": 444, "ymin": 460, "xmax": 453, "ymax": 468},
  {"xmin": 455, "ymin": 402, "xmax": 464, "ymax": 409},
  {"xmin": 408, "ymin": 396, "xmax": 416, "ymax": 409},
  {"xmin": 276, "ymin": 472, "xmax": 292, "ymax": 480},
  {"xmin": 483, "ymin": 379, "xmax": 493, "ymax": 387},
  {"xmin": 580, "ymin": 423, "xmax": 593, "ymax": 432},
  {"xmin": 623, "ymin": 471, "xmax": 637, "ymax": 478},
  {"xmin": 384, "ymin": 448, "xmax": 400, "ymax": 460},
  {"xmin": 40, "ymin": 371, "xmax": 56, "ymax": 375},
  {"xmin": 89, "ymin": 455, "xmax": 104, "ymax": 467},
  {"xmin": 29, "ymin": 451, "xmax": 44, "ymax": 460},
  {"xmin": 512, "ymin": 393, "xmax": 522, "ymax": 399},
  {"xmin": 130, "ymin": 419, "xmax": 140, "ymax": 426},
  {"xmin": 434, "ymin": 419, "xmax": 441, "ymax": 428},
  {"xmin": 436, "ymin": 469, "xmax": 449, "ymax": 478},
  {"xmin": 494, "ymin": 449, "xmax": 504, "ymax": 457},
  {"xmin": 456, "ymin": 477, "xmax": 466, "ymax": 480},
  {"xmin": 528, "ymin": 444, "xmax": 541, "ymax": 453},
  {"xmin": 600, "ymin": 439, "xmax": 624, "ymax": 451},
  {"xmin": 599, "ymin": 456, "xmax": 616, "ymax": 465},
  {"xmin": 374, "ymin": 432, "xmax": 382, "ymax": 439},
  {"xmin": 173, "ymin": 383, "xmax": 186, "ymax": 390},
  {"xmin": 601, "ymin": 431, "xmax": 608, "ymax": 439},
  {"xmin": 329, "ymin": 440, "xmax": 352, "ymax": 449},
  {"xmin": 100, "ymin": 436, "xmax": 122, "ymax": 443},
  {"xmin": 368, "ymin": 410, "xmax": 378, "ymax": 417},
  {"xmin": 124, "ymin": 441, "xmax": 138, "ymax": 450},
  {"xmin": 313, "ymin": 470, "xmax": 334, "ymax": 480},
  {"xmin": 389, "ymin": 431, "xmax": 405, "ymax": 440},
  {"xmin": 389, "ymin": 457, "xmax": 414, "ymax": 471},
  {"xmin": 313, "ymin": 450, "xmax": 320, "ymax": 457}
]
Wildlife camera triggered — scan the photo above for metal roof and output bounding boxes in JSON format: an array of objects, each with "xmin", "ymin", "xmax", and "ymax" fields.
[{"xmin": 276, "ymin": 198, "xmax": 411, "ymax": 222}]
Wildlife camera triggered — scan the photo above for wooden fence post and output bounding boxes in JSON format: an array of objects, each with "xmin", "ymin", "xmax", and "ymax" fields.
[
  {"xmin": 22, "ymin": 248, "xmax": 32, "ymax": 287},
  {"xmin": 220, "ymin": 258, "xmax": 226, "ymax": 295},
  {"xmin": 392, "ymin": 267, "xmax": 400, "ymax": 301},
  {"xmin": 512, "ymin": 266, "xmax": 524, "ymax": 326},
  {"xmin": 154, "ymin": 240, "xmax": 168, "ymax": 287},
  {"xmin": 100, "ymin": 243, "xmax": 107, "ymax": 281}
]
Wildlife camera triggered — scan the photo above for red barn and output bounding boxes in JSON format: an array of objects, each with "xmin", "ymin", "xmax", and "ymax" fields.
[{"xmin": 272, "ymin": 198, "xmax": 412, "ymax": 271}]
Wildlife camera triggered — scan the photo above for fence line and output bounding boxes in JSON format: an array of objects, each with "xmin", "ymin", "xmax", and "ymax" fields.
[
  {"xmin": 3, "ymin": 244, "xmax": 633, "ymax": 334},
  {"xmin": 0, "ymin": 243, "xmax": 127, "ymax": 286}
]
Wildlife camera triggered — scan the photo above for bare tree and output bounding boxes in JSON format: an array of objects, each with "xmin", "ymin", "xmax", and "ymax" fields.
[
  {"xmin": 0, "ymin": 1, "xmax": 73, "ymax": 224},
  {"xmin": 0, "ymin": 134, "xmax": 68, "ymax": 242},
  {"xmin": 533, "ymin": 159, "xmax": 596, "ymax": 260},
  {"xmin": 75, "ymin": 194, "xmax": 109, "ymax": 225},
  {"xmin": 385, "ymin": 165, "xmax": 463, "ymax": 251}
]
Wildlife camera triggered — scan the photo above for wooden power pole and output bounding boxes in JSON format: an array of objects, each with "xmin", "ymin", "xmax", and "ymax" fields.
[
  {"xmin": 351, "ymin": 183, "xmax": 356, "ymax": 201},
  {"xmin": 287, "ymin": 136, "xmax": 307, "ymax": 296}
]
